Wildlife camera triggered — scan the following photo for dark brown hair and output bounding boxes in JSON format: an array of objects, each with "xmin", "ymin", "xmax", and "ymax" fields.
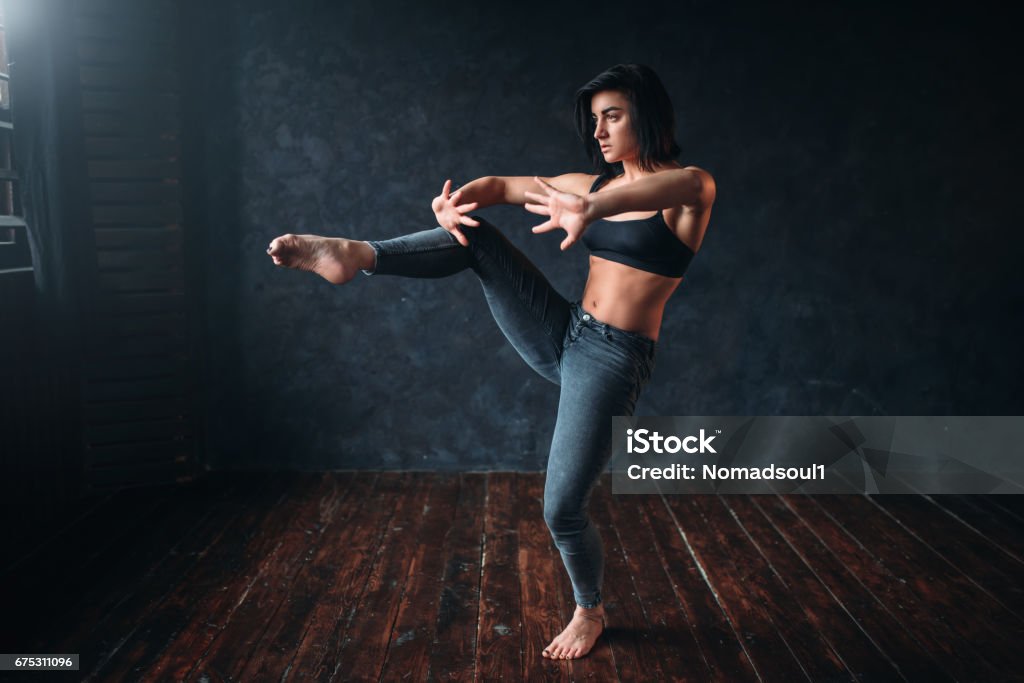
[{"xmin": 574, "ymin": 64, "xmax": 682, "ymax": 176}]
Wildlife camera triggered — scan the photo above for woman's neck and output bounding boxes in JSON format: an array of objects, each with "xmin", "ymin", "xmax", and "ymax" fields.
[{"xmin": 616, "ymin": 158, "xmax": 681, "ymax": 182}]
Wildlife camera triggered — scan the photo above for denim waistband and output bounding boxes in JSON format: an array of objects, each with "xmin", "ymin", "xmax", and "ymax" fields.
[{"xmin": 570, "ymin": 301, "xmax": 657, "ymax": 350}]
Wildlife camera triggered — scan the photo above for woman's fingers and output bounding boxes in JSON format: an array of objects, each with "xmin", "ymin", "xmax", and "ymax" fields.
[
  {"xmin": 442, "ymin": 178, "xmax": 452, "ymax": 198},
  {"xmin": 523, "ymin": 190, "xmax": 547, "ymax": 204},
  {"xmin": 454, "ymin": 201, "xmax": 480, "ymax": 227},
  {"xmin": 533, "ymin": 176, "xmax": 555, "ymax": 192},
  {"xmin": 524, "ymin": 202, "xmax": 550, "ymax": 216},
  {"xmin": 531, "ymin": 220, "xmax": 580, "ymax": 250},
  {"xmin": 449, "ymin": 225, "xmax": 469, "ymax": 246}
]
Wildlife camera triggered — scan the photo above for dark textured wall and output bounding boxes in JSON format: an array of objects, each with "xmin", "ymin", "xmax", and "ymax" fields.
[{"xmin": 187, "ymin": 0, "xmax": 1023, "ymax": 470}]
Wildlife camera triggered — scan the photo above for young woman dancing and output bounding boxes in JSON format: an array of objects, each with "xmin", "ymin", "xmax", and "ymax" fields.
[{"xmin": 267, "ymin": 63, "xmax": 716, "ymax": 660}]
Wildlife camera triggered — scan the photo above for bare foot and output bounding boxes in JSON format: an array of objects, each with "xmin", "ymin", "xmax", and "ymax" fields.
[
  {"xmin": 266, "ymin": 234, "xmax": 373, "ymax": 284},
  {"xmin": 542, "ymin": 605, "xmax": 605, "ymax": 660}
]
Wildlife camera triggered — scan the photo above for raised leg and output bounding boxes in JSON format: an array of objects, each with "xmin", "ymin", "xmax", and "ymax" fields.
[
  {"xmin": 268, "ymin": 222, "xmax": 569, "ymax": 384},
  {"xmin": 365, "ymin": 220, "xmax": 572, "ymax": 385}
]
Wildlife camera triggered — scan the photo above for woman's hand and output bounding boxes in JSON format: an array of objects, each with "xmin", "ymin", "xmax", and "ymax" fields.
[
  {"xmin": 432, "ymin": 179, "xmax": 481, "ymax": 247},
  {"xmin": 524, "ymin": 177, "xmax": 591, "ymax": 251}
]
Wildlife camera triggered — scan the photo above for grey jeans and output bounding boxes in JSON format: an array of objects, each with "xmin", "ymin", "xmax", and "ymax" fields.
[{"xmin": 365, "ymin": 218, "xmax": 656, "ymax": 608}]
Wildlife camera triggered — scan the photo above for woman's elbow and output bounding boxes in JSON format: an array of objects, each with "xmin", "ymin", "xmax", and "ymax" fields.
[
  {"xmin": 684, "ymin": 168, "xmax": 716, "ymax": 208},
  {"xmin": 699, "ymin": 173, "xmax": 716, "ymax": 207}
]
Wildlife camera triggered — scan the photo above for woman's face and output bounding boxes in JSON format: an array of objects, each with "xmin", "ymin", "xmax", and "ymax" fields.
[{"xmin": 591, "ymin": 90, "xmax": 638, "ymax": 164}]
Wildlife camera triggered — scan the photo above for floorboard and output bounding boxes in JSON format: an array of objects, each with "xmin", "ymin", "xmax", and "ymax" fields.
[{"xmin": 2, "ymin": 472, "xmax": 1021, "ymax": 682}]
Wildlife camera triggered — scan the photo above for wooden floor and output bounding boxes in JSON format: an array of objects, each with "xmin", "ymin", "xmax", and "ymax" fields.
[{"xmin": 2, "ymin": 471, "xmax": 1023, "ymax": 682}]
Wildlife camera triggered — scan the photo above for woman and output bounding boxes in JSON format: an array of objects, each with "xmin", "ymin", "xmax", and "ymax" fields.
[{"xmin": 267, "ymin": 63, "xmax": 715, "ymax": 660}]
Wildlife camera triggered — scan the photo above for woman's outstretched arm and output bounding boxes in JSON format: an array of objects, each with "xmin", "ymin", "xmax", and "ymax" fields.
[
  {"xmin": 525, "ymin": 167, "xmax": 716, "ymax": 251},
  {"xmin": 451, "ymin": 174, "xmax": 594, "ymax": 208},
  {"xmin": 433, "ymin": 174, "xmax": 595, "ymax": 246},
  {"xmin": 584, "ymin": 166, "xmax": 716, "ymax": 220}
]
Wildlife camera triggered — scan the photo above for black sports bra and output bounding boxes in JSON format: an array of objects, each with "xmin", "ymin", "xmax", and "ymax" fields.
[{"xmin": 581, "ymin": 175, "xmax": 694, "ymax": 278}]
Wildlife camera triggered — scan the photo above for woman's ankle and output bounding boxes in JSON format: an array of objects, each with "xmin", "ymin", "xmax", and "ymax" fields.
[
  {"xmin": 352, "ymin": 240, "xmax": 377, "ymax": 272},
  {"xmin": 575, "ymin": 603, "xmax": 605, "ymax": 616}
]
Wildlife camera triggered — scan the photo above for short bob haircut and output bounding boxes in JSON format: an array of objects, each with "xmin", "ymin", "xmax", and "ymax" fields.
[{"xmin": 574, "ymin": 64, "xmax": 682, "ymax": 176}]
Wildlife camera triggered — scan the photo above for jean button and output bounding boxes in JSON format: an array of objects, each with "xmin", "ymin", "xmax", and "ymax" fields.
[{"xmin": 582, "ymin": 314, "xmax": 591, "ymax": 321}]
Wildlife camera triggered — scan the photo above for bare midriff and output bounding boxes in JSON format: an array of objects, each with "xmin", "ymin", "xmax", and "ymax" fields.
[{"xmin": 580, "ymin": 255, "xmax": 683, "ymax": 342}]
